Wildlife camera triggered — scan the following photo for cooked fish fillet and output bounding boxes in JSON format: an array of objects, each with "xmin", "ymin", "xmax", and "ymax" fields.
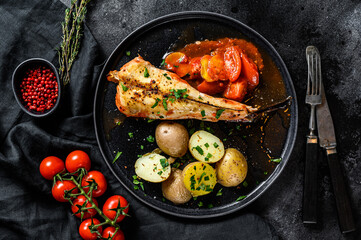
[{"xmin": 107, "ymin": 56, "xmax": 258, "ymax": 122}]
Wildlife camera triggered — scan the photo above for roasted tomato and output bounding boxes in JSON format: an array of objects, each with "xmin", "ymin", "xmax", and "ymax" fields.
[
  {"xmin": 79, "ymin": 218, "xmax": 103, "ymax": 240},
  {"xmin": 165, "ymin": 52, "xmax": 190, "ymax": 77},
  {"xmin": 223, "ymin": 76, "xmax": 248, "ymax": 102},
  {"xmin": 102, "ymin": 227, "xmax": 125, "ymax": 240},
  {"xmin": 241, "ymin": 53, "xmax": 259, "ymax": 90},
  {"xmin": 207, "ymin": 54, "xmax": 227, "ymax": 81},
  {"xmin": 65, "ymin": 150, "xmax": 91, "ymax": 173},
  {"xmin": 52, "ymin": 180, "xmax": 78, "ymax": 202},
  {"xmin": 188, "ymin": 57, "xmax": 202, "ymax": 79},
  {"xmin": 200, "ymin": 55, "xmax": 214, "ymax": 82},
  {"xmin": 102, "ymin": 195, "xmax": 129, "ymax": 223},
  {"xmin": 81, "ymin": 171, "xmax": 107, "ymax": 198},
  {"xmin": 197, "ymin": 80, "xmax": 227, "ymax": 95},
  {"xmin": 40, "ymin": 156, "xmax": 65, "ymax": 180},
  {"xmin": 224, "ymin": 46, "xmax": 242, "ymax": 82},
  {"xmin": 71, "ymin": 195, "xmax": 98, "ymax": 219}
]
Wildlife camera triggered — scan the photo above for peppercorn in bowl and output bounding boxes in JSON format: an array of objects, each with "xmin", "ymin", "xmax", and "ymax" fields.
[{"xmin": 12, "ymin": 58, "xmax": 61, "ymax": 117}]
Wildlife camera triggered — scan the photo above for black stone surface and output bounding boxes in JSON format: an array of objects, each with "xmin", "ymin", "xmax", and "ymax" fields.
[{"xmin": 61, "ymin": 0, "xmax": 361, "ymax": 239}]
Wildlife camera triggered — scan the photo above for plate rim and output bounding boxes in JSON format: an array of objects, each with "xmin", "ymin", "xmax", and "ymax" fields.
[{"xmin": 93, "ymin": 10, "xmax": 298, "ymax": 219}]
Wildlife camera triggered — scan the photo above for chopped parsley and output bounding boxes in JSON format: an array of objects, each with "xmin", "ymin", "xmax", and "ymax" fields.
[
  {"xmin": 236, "ymin": 195, "xmax": 247, "ymax": 201},
  {"xmin": 112, "ymin": 151, "xmax": 122, "ymax": 163},
  {"xmin": 271, "ymin": 158, "xmax": 282, "ymax": 163},
  {"xmin": 120, "ymin": 83, "xmax": 128, "ymax": 92},
  {"xmin": 146, "ymin": 135, "xmax": 155, "ymax": 142},
  {"xmin": 204, "ymin": 143, "xmax": 209, "ymax": 148},
  {"xmin": 201, "ymin": 110, "xmax": 206, "ymax": 117},
  {"xmin": 213, "ymin": 142, "xmax": 219, "ymax": 148},
  {"xmin": 216, "ymin": 188, "xmax": 223, "ymax": 196},
  {"xmin": 160, "ymin": 158, "xmax": 169, "ymax": 169},
  {"xmin": 144, "ymin": 67, "xmax": 150, "ymax": 77},
  {"xmin": 162, "ymin": 98, "xmax": 168, "ymax": 111},
  {"xmin": 242, "ymin": 181, "xmax": 248, "ymax": 187},
  {"xmin": 163, "ymin": 73, "xmax": 171, "ymax": 80},
  {"xmin": 205, "ymin": 153, "xmax": 213, "ymax": 161},
  {"xmin": 193, "ymin": 146, "xmax": 204, "ymax": 155},
  {"xmin": 215, "ymin": 109, "xmax": 225, "ymax": 119},
  {"xmin": 151, "ymin": 98, "xmax": 161, "ymax": 108},
  {"xmin": 128, "ymin": 132, "xmax": 134, "ymax": 138},
  {"xmin": 125, "ymin": 51, "xmax": 131, "ymax": 56},
  {"xmin": 170, "ymin": 89, "xmax": 187, "ymax": 99}
]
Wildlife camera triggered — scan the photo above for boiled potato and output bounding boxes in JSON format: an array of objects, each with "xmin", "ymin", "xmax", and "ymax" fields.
[
  {"xmin": 162, "ymin": 168, "xmax": 192, "ymax": 204},
  {"xmin": 215, "ymin": 148, "xmax": 247, "ymax": 187},
  {"xmin": 182, "ymin": 162, "xmax": 217, "ymax": 197},
  {"xmin": 189, "ymin": 130, "xmax": 224, "ymax": 163},
  {"xmin": 134, "ymin": 153, "xmax": 171, "ymax": 183},
  {"xmin": 155, "ymin": 122, "xmax": 189, "ymax": 158}
]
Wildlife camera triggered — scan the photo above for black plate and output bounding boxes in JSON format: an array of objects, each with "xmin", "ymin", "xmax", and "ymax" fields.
[{"xmin": 94, "ymin": 11, "xmax": 298, "ymax": 218}]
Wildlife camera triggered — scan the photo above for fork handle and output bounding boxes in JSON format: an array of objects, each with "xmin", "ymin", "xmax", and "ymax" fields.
[
  {"xmin": 303, "ymin": 135, "xmax": 318, "ymax": 224},
  {"xmin": 326, "ymin": 148, "xmax": 355, "ymax": 233}
]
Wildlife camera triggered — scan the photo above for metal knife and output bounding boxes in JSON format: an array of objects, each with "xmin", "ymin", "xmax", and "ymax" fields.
[{"xmin": 316, "ymin": 82, "xmax": 356, "ymax": 233}]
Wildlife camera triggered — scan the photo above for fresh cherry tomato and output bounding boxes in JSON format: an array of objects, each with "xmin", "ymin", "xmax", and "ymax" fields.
[
  {"xmin": 197, "ymin": 80, "xmax": 227, "ymax": 95},
  {"xmin": 240, "ymin": 53, "xmax": 259, "ymax": 90},
  {"xmin": 200, "ymin": 55, "xmax": 214, "ymax": 82},
  {"xmin": 103, "ymin": 195, "xmax": 129, "ymax": 223},
  {"xmin": 189, "ymin": 57, "xmax": 202, "ymax": 79},
  {"xmin": 223, "ymin": 76, "xmax": 248, "ymax": 102},
  {"xmin": 52, "ymin": 180, "xmax": 78, "ymax": 202},
  {"xmin": 207, "ymin": 54, "xmax": 227, "ymax": 81},
  {"xmin": 102, "ymin": 227, "xmax": 125, "ymax": 240},
  {"xmin": 65, "ymin": 150, "xmax": 91, "ymax": 173},
  {"xmin": 81, "ymin": 171, "xmax": 107, "ymax": 197},
  {"xmin": 224, "ymin": 46, "xmax": 242, "ymax": 82},
  {"xmin": 39, "ymin": 156, "xmax": 65, "ymax": 180},
  {"xmin": 71, "ymin": 195, "xmax": 98, "ymax": 219},
  {"xmin": 79, "ymin": 218, "xmax": 102, "ymax": 240}
]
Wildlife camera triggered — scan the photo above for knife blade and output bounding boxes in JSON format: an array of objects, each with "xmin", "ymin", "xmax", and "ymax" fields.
[{"xmin": 316, "ymin": 82, "xmax": 355, "ymax": 233}]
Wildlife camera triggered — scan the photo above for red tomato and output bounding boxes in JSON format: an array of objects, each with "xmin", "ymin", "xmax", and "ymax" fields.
[
  {"xmin": 200, "ymin": 55, "xmax": 214, "ymax": 82},
  {"xmin": 224, "ymin": 46, "xmax": 242, "ymax": 82},
  {"xmin": 65, "ymin": 150, "xmax": 91, "ymax": 173},
  {"xmin": 71, "ymin": 195, "xmax": 98, "ymax": 219},
  {"xmin": 189, "ymin": 57, "xmax": 202, "ymax": 79},
  {"xmin": 102, "ymin": 227, "xmax": 125, "ymax": 240},
  {"xmin": 39, "ymin": 156, "xmax": 65, "ymax": 180},
  {"xmin": 165, "ymin": 52, "xmax": 189, "ymax": 71},
  {"xmin": 81, "ymin": 171, "xmax": 107, "ymax": 197},
  {"xmin": 197, "ymin": 80, "xmax": 227, "ymax": 95},
  {"xmin": 52, "ymin": 180, "xmax": 78, "ymax": 202},
  {"xmin": 103, "ymin": 195, "xmax": 129, "ymax": 223},
  {"xmin": 223, "ymin": 76, "xmax": 248, "ymax": 102},
  {"xmin": 79, "ymin": 218, "xmax": 103, "ymax": 240},
  {"xmin": 207, "ymin": 54, "xmax": 227, "ymax": 81},
  {"xmin": 241, "ymin": 53, "xmax": 259, "ymax": 90}
]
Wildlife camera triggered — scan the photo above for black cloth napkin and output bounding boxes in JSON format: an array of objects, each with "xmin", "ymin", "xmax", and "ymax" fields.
[{"xmin": 0, "ymin": 0, "xmax": 278, "ymax": 239}]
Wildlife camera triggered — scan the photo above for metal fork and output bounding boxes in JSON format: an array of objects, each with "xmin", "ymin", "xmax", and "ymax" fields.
[{"xmin": 303, "ymin": 46, "xmax": 322, "ymax": 224}]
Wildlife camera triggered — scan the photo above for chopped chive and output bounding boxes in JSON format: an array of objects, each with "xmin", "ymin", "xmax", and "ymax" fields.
[
  {"xmin": 213, "ymin": 142, "xmax": 219, "ymax": 148},
  {"xmin": 215, "ymin": 109, "xmax": 225, "ymax": 119},
  {"xmin": 204, "ymin": 153, "xmax": 213, "ymax": 161},
  {"xmin": 223, "ymin": 138, "xmax": 227, "ymax": 142},
  {"xmin": 162, "ymin": 98, "xmax": 168, "ymax": 111},
  {"xmin": 163, "ymin": 73, "xmax": 171, "ymax": 80},
  {"xmin": 271, "ymin": 158, "xmax": 282, "ymax": 163},
  {"xmin": 139, "ymin": 182, "xmax": 144, "ymax": 191},
  {"xmin": 128, "ymin": 132, "xmax": 133, "ymax": 138},
  {"xmin": 133, "ymin": 179, "xmax": 140, "ymax": 184},
  {"xmin": 236, "ymin": 195, "xmax": 247, "ymax": 201},
  {"xmin": 137, "ymin": 154, "xmax": 143, "ymax": 158},
  {"xmin": 198, "ymin": 96, "xmax": 203, "ymax": 100},
  {"xmin": 201, "ymin": 110, "xmax": 205, "ymax": 117},
  {"xmin": 198, "ymin": 172, "xmax": 206, "ymax": 183},
  {"xmin": 144, "ymin": 67, "xmax": 150, "ymax": 77},
  {"xmin": 190, "ymin": 175, "xmax": 196, "ymax": 190},
  {"xmin": 204, "ymin": 176, "xmax": 209, "ymax": 181},
  {"xmin": 192, "ymin": 146, "xmax": 204, "ymax": 155},
  {"xmin": 147, "ymin": 118, "xmax": 156, "ymax": 123},
  {"xmin": 151, "ymin": 98, "xmax": 161, "ymax": 108},
  {"xmin": 132, "ymin": 175, "xmax": 138, "ymax": 180},
  {"xmin": 161, "ymin": 59, "xmax": 166, "ymax": 66},
  {"xmin": 133, "ymin": 185, "xmax": 139, "ymax": 190},
  {"xmin": 204, "ymin": 143, "xmax": 209, "ymax": 148},
  {"xmin": 189, "ymin": 128, "xmax": 195, "ymax": 135},
  {"xmin": 216, "ymin": 188, "xmax": 223, "ymax": 196},
  {"xmin": 112, "ymin": 151, "xmax": 122, "ymax": 163},
  {"xmin": 140, "ymin": 145, "xmax": 144, "ymax": 150},
  {"xmin": 157, "ymin": 171, "xmax": 163, "ymax": 175},
  {"xmin": 173, "ymin": 162, "xmax": 180, "ymax": 168},
  {"xmin": 120, "ymin": 83, "xmax": 128, "ymax": 92},
  {"xmin": 146, "ymin": 135, "xmax": 155, "ymax": 142}
]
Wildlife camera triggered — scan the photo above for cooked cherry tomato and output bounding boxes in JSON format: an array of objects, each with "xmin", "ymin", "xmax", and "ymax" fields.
[
  {"xmin": 39, "ymin": 156, "xmax": 65, "ymax": 180},
  {"xmin": 52, "ymin": 180, "xmax": 78, "ymax": 202},
  {"xmin": 223, "ymin": 76, "xmax": 248, "ymax": 102},
  {"xmin": 71, "ymin": 195, "xmax": 98, "ymax": 219},
  {"xmin": 197, "ymin": 80, "xmax": 227, "ymax": 95},
  {"xmin": 103, "ymin": 195, "xmax": 129, "ymax": 223},
  {"xmin": 81, "ymin": 171, "xmax": 107, "ymax": 197},
  {"xmin": 65, "ymin": 150, "xmax": 91, "ymax": 173},
  {"xmin": 241, "ymin": 53, "xmax": 259, "ymax": 90},
  {"xmin": 224, "ymin": 46, "xmax": 242, "ymax": 82},
  {"xmin": 207, "ymin": 54, "xmax": 227, "ymax": 81},
  {"xmin": 165, "ymin": 52, "xmax": 188, "ymax": 71},
  {"xmin": 102, "ymin": 227, "xmax": 125, "ymax": 240},
  {"xmin": 189, "ymin": 57, "xmax": 202, "ymax": 79},
  {"xmin": 79, "ymin": 218, "xmax": 103, "ymax": 240},
  {"xmin": 200, "ymin": 55, "xmax": 214, "ymax": 82}
]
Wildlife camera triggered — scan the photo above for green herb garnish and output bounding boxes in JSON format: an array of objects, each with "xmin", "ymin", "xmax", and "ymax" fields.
[
  {"xmin": 216, "ymin": 188, "xmax": 223, "ymax": 196},
  {"xmin": 160, "ymin": 158, "xmax": 169, "ymax": 169},
  {"xmin": 198, "ymin": 201, "xmax": 203, "ymax": 207},
  {"xmin": 146, "ymin": 135, "xmax": 155, "ymax": 142},
  {"xmin": 213, "ymin": 142, "xmax": 219, "ymax": 148},
  {"xmin": 112, "ymin": 151, "xmax": 122, "ymax": 163},
  {"xmin": 207, "ymin": 204, "xmax": 214, "ymax": 208},
  {"xmin": 264, "ymin": 171, "xmax": 268, "ymax": 175},
  {"xmin": 161, "ymin": 59, "xmax": 166, "ymax": 66},
  {"xmin": 271, "ymin": 158, "xmax": 282, "ymax": 163},
  {"xmin": 140, "ymin": 145, "xmax": 144, "ymax": 150},
  {"xmin": 204, "ymin": 153, "xmax": 213, "ymax": 161},
  {"xmin": 144, "ymin": 67, "xmax": 150, "ymax": 77},
  {"xmin": 157, "ymin": 171, "xmax": 163, "ymax": 175},
  {"xmin": 215, "ymin": 109, "xmax": 225, "ymax": 119},
  {"xmin": 120, "ymin": 83, "xmax": 128, "ymax": 92},
  {"xmin": 125, "ymin": 51, "xmax": 131, "ymax": 56},
  {"xmin": 163, "ymin": 73, "xmax": 171, "ymax": 80},
  {"xmin": 162, "ymin": 98, "xmax": 168, "ymax": 111},
  {"xmin": 128, "ymin": 132, "xmax": 134, "ymax": 138},
  {"xmin": 242, "ymin": 181, "xmax": 248, "ymax": 187},
  {"xmin": 151, "ymin": 98, "xmax": 161, "ymax": 108},
  {"xmin": 193, "ymin": 146, "xmax": 204, "ymax": 155},
  {"xmin": 173, "ymin": 162, "xmax": 180, "ymax": 168},
  {"xmin": 190, "ymin": 175, "xmax": 196, "ymax": 190},
  {"xmin": 147, "ymin": 119, "xmax": 156, "ymax": 123},
  {"xmin": 201, "ymin": 110, "xmax": 206, "ymax": 117},
  {"xmin": 236, "ymin": 196, "xmax": 247, "ymax": 201},
  {"xmin": 198, "ymin": 172, "xmax": 206, "ymax": 183},
  {"xmin": 137, "ymin": 154, "xmax": 143, "ymax": 158},
  {"xmin": 204, "ymin": 143, "xmax": 209, "ymax": 148}
]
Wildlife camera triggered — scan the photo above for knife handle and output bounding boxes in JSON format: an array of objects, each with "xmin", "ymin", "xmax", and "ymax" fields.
[
  {"xmin": 302, "ymin": 136, "xmax": 318, "ymax": 224},
  {"xmin": 326, "ymin": 148, "xmax": 355, "ymax": 233}
]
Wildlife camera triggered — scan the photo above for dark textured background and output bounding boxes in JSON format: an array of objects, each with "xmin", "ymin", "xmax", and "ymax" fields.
[{"xmin": 61, "ymin": 0, "xmax": 361, "ymax": 239}]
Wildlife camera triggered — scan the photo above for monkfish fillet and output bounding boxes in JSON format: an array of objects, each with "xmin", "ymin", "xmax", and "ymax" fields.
[{"xmin": 107, "ymin": 56, "xmax": 258, "ymax": 122}]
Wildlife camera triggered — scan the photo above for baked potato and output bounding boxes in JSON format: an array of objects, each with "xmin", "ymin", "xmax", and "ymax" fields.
[
  {"xmin": 134, "ymin": 153, "xmax": 171, "ymax": 183},
  {"xmin": 215, "ymin": 148, "xmax": 247, "ymax": 187},
  {"xmin": 162, "ymin": 168, "xmax": 192, "ymax": 204}
]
